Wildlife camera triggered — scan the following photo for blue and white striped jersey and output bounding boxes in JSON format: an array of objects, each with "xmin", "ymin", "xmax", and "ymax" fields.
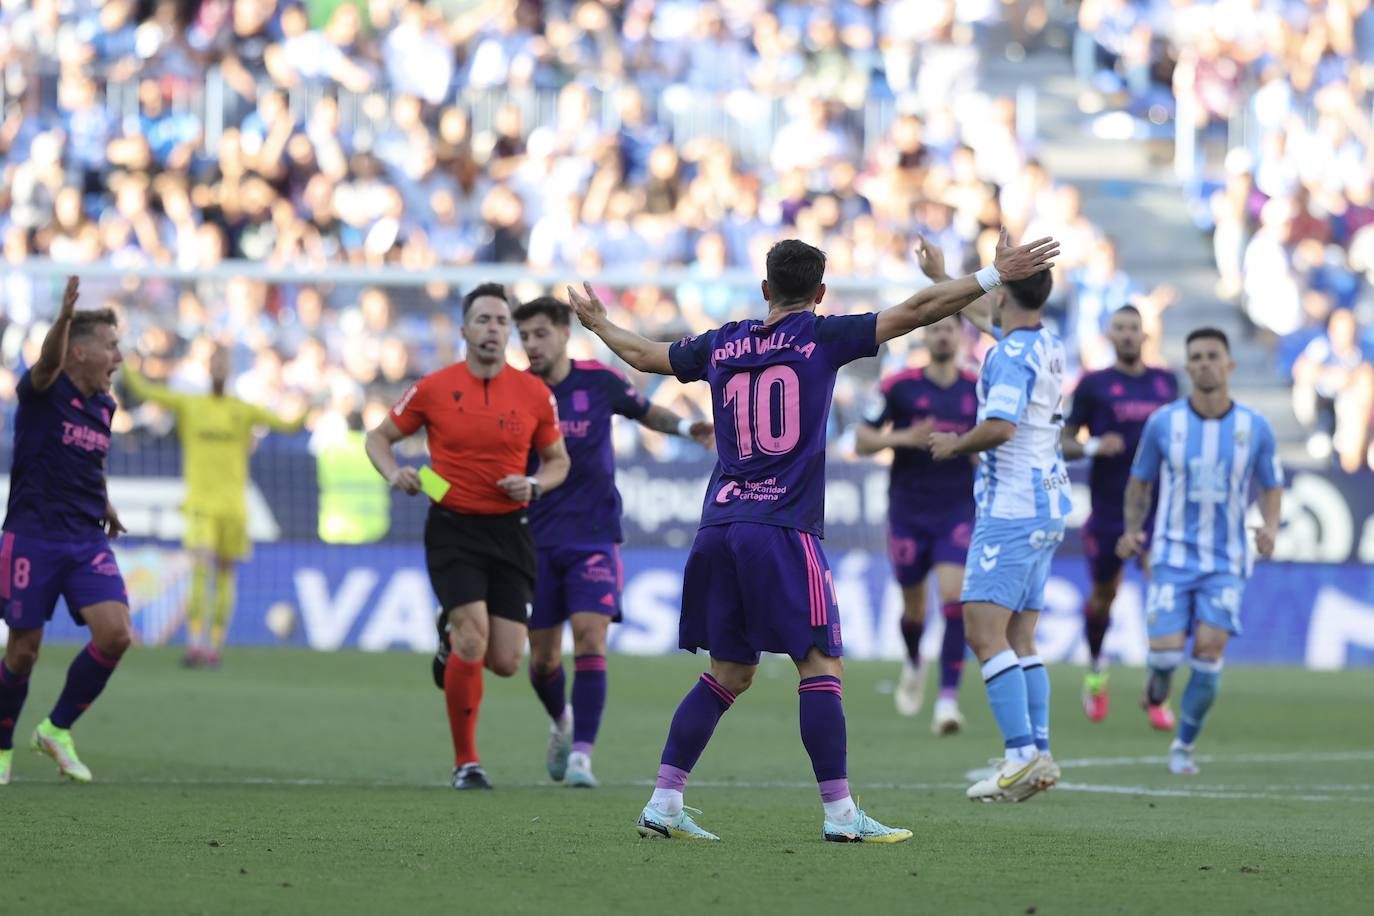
[
  {"xmin": 973, "ymin": 326, "xmax": 1073, "ymax": 522},
  {"xmin": 1131, "ymin": 400, "xmax": 1284, "ymax": 576}
]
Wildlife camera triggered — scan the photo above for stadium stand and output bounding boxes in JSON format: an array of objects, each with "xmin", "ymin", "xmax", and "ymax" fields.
[{"xmin": 2, "ymin": 0, "xmax": 1133, "ymax": 460}]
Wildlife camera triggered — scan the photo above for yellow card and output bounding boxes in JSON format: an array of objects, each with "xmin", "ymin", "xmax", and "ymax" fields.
[{"xmin": 418, "ymin": 466, "xmax": 451, "ymax": 502}]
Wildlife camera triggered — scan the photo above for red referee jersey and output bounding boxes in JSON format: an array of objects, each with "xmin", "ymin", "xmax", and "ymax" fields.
[{"xmin": 391, "ymin": 361, "xmax": 560, "ymax": 515}]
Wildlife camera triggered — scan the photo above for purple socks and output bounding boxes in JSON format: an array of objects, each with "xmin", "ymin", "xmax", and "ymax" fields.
[
  {"xmin": 49, "ymin": 643, "xmax": 120, "ymax": 730},
  {"xmin": 939, "ymin": 602, "xmax": 965, "ymax": 699},
  {"xmin": 799, "ymin": 675, "xmax": 847, "ymax": 801},
  {"xmin": 899, "ymin": 618, "xmax": 923, "ymax": 666},
  {"xmin": 0, "ymin": 659, "xmax": 30, "ymax": 750},
  {"xmin": 658, "ymin": 672, "xmax": 735, "ymax": 784},
  {"xmin": 571, "ymin": 655, "xmax": 607, "ymax": 754},
  {"xmin": 529, "ymin": 663, "xmax": 567, "ymax": 721}
]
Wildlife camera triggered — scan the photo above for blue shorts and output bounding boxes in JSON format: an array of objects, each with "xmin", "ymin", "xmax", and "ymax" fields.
[
  {"xmin": 529, "ymin": 543, "xmax": 623, "ymax": 631},
  {"xmin": 1145, "ymin": 567, "xmax": 1244, "ymax": 638},
  {"xmin": 680, "ymin": 523, "xmax": 842, "ymax": 665},
  {"xmin": 887, "ymin": 514, "xmax": 973, "ymax": 587},
  {"xmin": 961, "ymin": 517, "xmax": 1066, "ymax": 612},
  {"xmin": 0, "ymin": 532, "xmax": 128, "ymax": 630}
]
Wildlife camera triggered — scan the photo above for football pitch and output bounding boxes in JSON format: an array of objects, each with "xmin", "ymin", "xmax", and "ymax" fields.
[{"xmin": 3, "ymin": 648, "xmax": 1370, "ymax": 915}]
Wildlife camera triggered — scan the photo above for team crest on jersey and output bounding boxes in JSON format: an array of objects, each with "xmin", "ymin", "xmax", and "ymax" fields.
[
  {"xmin": 572, "ymin": 389, "xmax": 589, "ymax": 413},
  {"xmin": 1110, "ymin": 383, "xmax": 1125, "ymax": 397},
  {"xmin": 451, "ymin": 390, "xmax": 463, "ymax": 403},
  {"xmin": 1234, "ymin": 429, "xmax": 1249, "ymax": 448}
]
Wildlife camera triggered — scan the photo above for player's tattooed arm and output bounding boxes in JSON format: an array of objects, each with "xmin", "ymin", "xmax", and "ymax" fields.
[
  {"xmin": 567, "ymin": 282, "xmax": 673, "ymax": 375},
  {"xmin": 32, "ymin": 276, "xmax": 80, "ymax": 392},
  {"xmin": 1252, "ymin": 486, "xmax": 1282, "ymax": 558},
  {"xmin": 1117, "ymin": 476, "xmax": 1155, "ymax": 558},
  {"xmin": 639, "ymin": 404, "xmax": 714, "ymax": 446},
  {"xmin": 875, "ymin": 231, "xmax": 1058, "ymax": 345}
]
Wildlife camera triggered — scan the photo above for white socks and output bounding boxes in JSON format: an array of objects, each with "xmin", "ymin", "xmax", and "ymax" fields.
[
  {"xmin": 823, "ymin": 796, "xmax": 858, "ymax": 822},
  {"xmin": 649, "ymin": 788, "xmax": 683, "ymax": 815}
]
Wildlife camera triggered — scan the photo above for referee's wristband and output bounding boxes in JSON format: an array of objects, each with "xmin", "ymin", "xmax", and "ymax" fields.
[
  {"xmin": 526, "ymin": 475, "xmax": 541, "ymax": 501},
  {"xmin": 677, "ymin": 418, "xmax": 694, "ymax": 438},
  {"xmin": 975, "ymin": 264, "xmax": 1003, "ymax": 293},
  {"xmin": 1083, "ymin": 437, "xmax": 1102, "ymax": 458}
]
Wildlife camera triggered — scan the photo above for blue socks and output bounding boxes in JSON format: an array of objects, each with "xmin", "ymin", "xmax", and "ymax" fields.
[
  {"xmin": 1020, "ymin": 654, "xmax": 1050, "ymax": 753},
  {"xmin": 1178, "ymin": 657, "xmax": 1222, "ymax": 746},
  {"xmin": 981, "ymin": 650, "xmax": 1034, "ymax": 758}
]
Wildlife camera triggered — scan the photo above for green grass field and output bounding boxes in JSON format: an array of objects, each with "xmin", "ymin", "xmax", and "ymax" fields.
[{"xmin": 3, "ymin": 647, "xmax": 1370, "ymax": 915}]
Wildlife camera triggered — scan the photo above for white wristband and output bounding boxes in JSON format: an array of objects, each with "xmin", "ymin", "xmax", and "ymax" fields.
[
  {"xmin": 1083, "ymin": 437, "xmax": 1102, "ymax": 458},
  {"xmin": 677, "ymin": 418, "xmax": 694, "ymax": 438},
  {"xmin": 975, "ymin": 264, "xmax": 1003, "ymax": 293}
]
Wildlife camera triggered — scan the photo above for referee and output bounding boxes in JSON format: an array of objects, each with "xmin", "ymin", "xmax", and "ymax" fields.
[{"xmin": 367, "ymin": 283, "xmax": 570, "ymax": 790}]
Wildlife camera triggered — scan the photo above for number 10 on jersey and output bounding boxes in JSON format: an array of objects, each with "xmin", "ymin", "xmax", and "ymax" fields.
[{"xmin": 722, "ymin": 366, "xmax": 801, "ymax": 460}]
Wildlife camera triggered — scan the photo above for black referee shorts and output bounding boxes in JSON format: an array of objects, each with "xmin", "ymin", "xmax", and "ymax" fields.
[{"xmin": 423, "ymin": 506, "xmax": 536, "ymax": 624}]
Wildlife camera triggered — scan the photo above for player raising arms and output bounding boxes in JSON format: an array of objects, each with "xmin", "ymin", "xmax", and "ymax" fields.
[
  {"xmin": 856, "ymin": 312, "xmax": 976, "ymax": 736},
  {"xmin": 124, "ymin": 345, "xmax": 304, "ymax": 668},
  {"xmin": 571, "ymin": 231, "xmax": 1057, "ymax": 842},
  {"xmin": 929, "ymin": 260, "xmax": 1067, "ymax": 804},
  {"xmin": 515, "ymin": 297, "xmax": 712, "ymax": 789},
  {"xmin": 1060, "ymin": 306, "xmax": 1177, "ymax": 722},
  {"xmin": 0, "ymin": 278, "xmax": 132, "ymax": 786},
  {"xmin": 1118, "ymin": 328, "xmax": 1282, "ymax": 776}
]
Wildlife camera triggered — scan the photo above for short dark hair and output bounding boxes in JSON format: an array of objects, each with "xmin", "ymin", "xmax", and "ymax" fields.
[
  {"xmin": 1186, "ymin": 327, "xmax": 1230, "ymax": 352},
  {"xmin": 1112, "ymin": 304, "xmax": 1142, "ymax": 320},
  {"xmin": 69, "ymin": 308, "xmax": 118, "ymax": 343},
  {"xmin": 1005, "ymin": 269, "xmax": 1053, "ymax": 311},
  {"xmin": 461, "ymin": 282, "xmax": 509, "ymax": 318},
  {"xmin": 765, "ymin": 239, "xmax": 826, "ymax": 304},
  {"xmin": 513, "ymin": 296, "xmax": 572, "ymax": 326}
]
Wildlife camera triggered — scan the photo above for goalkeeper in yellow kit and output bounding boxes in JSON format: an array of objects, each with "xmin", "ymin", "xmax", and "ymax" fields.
[{"xmin": 124, "ymin": 346, "xmax": 303, "ymax": 667}]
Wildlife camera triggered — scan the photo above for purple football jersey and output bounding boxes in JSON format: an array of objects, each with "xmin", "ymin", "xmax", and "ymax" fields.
[
  {"xmin": 669, "ymin": 310, "xmax": 878, "ymax": 536},
  {"xmin": 862, "ymin": 367, "xmax": 978, "ymax": 523},
  {"xmin": 4, "ymin": 371, "xmax": 117, "ymax": 540},
  {"xmin": 527, "ymin": 360, "xmax": 650, "ymax": 546},
  {"xmin": 1066, "ymin": 366, "xmax": 1178, "ymax": 523}
]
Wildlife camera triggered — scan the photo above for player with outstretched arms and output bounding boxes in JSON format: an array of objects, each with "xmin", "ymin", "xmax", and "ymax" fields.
[
  {"xmin": 1117, "ymin": 328, "xmax": 1282, "ymax": 776},
  {"xmin": 928, "ymin": 261, "xmax": 1068, "ymax": 804},
  {"xmin": 1060, "ymin": 306, "xmax": 1177, "ymax": 723},
  {"xmin": 0, "ymin": 278, "xmax": 133, "ymax": 786},
  {"xmin": 515, "ymin": 296, "xmax": 712, "ymax": 789},
  {"xmin": 570, "ymin": 231, "xmax": 1057, "ymax": 841}
]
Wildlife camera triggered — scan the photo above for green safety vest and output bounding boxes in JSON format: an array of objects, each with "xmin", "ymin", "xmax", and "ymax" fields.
[{"xmin": 316, "ymin": 431, "xmax": 391, "ymax": 544}]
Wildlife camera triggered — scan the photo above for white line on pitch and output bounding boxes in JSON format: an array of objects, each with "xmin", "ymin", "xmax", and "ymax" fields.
[
  {"xmin": 1056, "ymin": 750, "xmax": 1374, "ymax": 769},
  {"xmin": 15, "ymin": 774, "xmax": 1365, "ymax": 803}
]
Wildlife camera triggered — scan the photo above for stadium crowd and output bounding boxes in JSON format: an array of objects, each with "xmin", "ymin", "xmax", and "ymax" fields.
[
  {"xmin": 3, "ymin": 0, "xmax": 1148, "ymax": 461},
  {"xmin": 1075, "ymin": 0, "xmax": 1374, "ymax": 470}
]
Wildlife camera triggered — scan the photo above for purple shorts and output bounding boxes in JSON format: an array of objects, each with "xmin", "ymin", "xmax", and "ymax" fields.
[
  {"xmin": 0, "ymin": 532, "xmax": 128, "ymax": 630},
  {"xmin": 680, "ymin": 522, "xmax": 842, "ymax": 665},
  {"xmin": 887, "ymin": 515, "xmax": 973, "ymax": 588},
  {"xmin": 1082, "ymin": 515, "xmax": 1153, "ymax": 584},
  {"xmin": 529, "ymin": 543, "xmax": 623, "ymax": 630}
]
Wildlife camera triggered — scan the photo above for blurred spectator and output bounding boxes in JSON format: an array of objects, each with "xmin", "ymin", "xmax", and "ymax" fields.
[
  {"xmin": 0, "ymin": 0, "xmax": 1116, "ymax": 461},
  {"xmin": 1292, "ymin": 309, "xmax": 1374, "ymax": 471}
]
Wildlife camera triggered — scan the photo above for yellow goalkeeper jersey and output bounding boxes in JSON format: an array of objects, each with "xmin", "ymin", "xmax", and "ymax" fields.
[{"xmin": 123, "ymin": 368, "xmax": 303, "ymax": 519}]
